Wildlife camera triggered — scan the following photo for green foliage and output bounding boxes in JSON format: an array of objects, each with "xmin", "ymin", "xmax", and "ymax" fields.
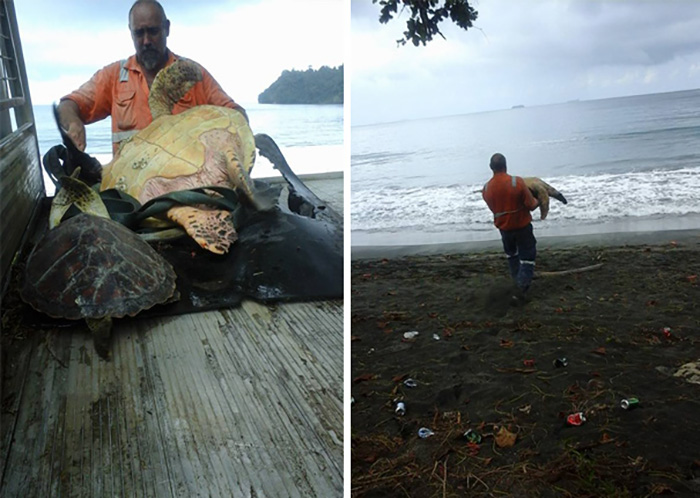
[
  {"xmin": 258, "ymin": 65, "xmax": 344, "ymax": 105},
  {"xmin": 373, "ymin": 0, "xmax": 478, "ymax": 46}
]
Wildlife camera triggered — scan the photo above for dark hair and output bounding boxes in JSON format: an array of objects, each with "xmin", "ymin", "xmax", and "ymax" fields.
[
  {"xmin": 490, "ymin": 153, "xmax": 507, "ymax": 172},
  {"xmin": 129, "ymin": 0, "xmax": 167, "ymax": 26}
]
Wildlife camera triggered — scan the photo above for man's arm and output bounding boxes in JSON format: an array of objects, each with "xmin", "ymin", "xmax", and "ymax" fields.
[
  {"xmin": 58, "ymin": 63, "xmax": 118, "ymax": 150},
  {"xmin": 56, "ymin": 100, "xmax": 86, "ymax": 151},
  {"xmin": 200, "ymin": 67, "xmax": 248, "ymax": 121}
]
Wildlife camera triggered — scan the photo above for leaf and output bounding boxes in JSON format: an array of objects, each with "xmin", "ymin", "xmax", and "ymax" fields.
[
  {"xmin": 392, "ymin": 373, "xmax": 409, "ymax": 383},
  {"xmin": 353, "ymin": 374, "xmax": 376, "ymax": 383},
  {"xmin": 500, "ymin": 339, "xmax": 515, "ymax": 348},
  {"xmin": 600, "ymin": 433, "xmax": 614, "ymax": 444},
  {"xmin": 351, "ymin": 335, "xmax": 361, "ymax": 342},
  {"xmin": 592, "ymin": 346, "xmax": 607, "ymax": 355},
  {"xmin": 494, "ymin": 426, "xmax": 517, "ymax": 448}
]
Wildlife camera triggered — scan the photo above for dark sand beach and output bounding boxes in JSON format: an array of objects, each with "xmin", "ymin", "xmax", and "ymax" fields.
[{"xmin": 351, "ymin": 231, "xmax": 700, "ymax": 497}]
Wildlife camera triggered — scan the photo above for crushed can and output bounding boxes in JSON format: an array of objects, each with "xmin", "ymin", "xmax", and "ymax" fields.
[
  {"xmin": 620, "ymin": 398, "xmax": 639, "ymax": 410},
  {"xmin": 554, "ymin": 357, "xmax": 568, "ymax": 368},
  {"xmin": 566, "ymin": 412, "xmax": 586, "ymax": 426},
  {"xmin": 418, "ymin": 427, "xmax": 434, "ymax": 439},
  {"xmin": 463, "ymin": 429, "xmax": 482, "ymax": 444},
  {"xmin": 395, "ymin": 402, "xmax": 406, "ymax": 416}
]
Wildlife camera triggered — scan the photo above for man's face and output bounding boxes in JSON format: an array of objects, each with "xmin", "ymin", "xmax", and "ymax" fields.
[{"xmin": 129, "ymin": 4, "xmax": 170, "ymax": 71}]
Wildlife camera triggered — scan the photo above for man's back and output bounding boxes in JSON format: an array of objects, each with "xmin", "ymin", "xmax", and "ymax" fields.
[{"xmin": 483, "ymin": 172, "xmax": 537, "ymax": 231}]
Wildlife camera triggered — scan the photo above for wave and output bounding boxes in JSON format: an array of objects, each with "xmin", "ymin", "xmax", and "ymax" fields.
[{"xmin": 351, "ymin": 167, "xmax": 700, "ymax": 233}]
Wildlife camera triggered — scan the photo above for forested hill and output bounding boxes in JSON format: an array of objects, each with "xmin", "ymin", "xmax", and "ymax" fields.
[{"xmin": 258, "ymin": 65, "xmax": 343, "ymax": 105}]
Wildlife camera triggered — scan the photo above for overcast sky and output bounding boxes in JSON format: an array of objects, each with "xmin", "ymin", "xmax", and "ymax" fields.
[
  {"xmin": 352, "ymin": 0, "xmax": 700, "ymax": 126},
  {"xmin": 16, "ymin": 0, "xmax": 344, "ymax": 106}
]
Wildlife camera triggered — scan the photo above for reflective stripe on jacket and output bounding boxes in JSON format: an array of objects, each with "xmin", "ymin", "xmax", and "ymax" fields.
[
  {"xmin": 482, "ymin": 172, "xmax": 538, "ymax": 231},
  {"xmin": 60, "ymin": 50, "xmax": 244, "ymax": 155}
]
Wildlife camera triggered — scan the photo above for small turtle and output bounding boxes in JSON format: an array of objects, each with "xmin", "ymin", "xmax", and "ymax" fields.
[
  {"xmin": 20, "ymin": 175, "xmax": 177, "ymax": 359},
  {"xmin": 100, "ymin": 58, "xmax": 266, "ymax": 255},
  {"xmin": 523, "ymin": 177, "xmax": 568, "ymax": 220}
]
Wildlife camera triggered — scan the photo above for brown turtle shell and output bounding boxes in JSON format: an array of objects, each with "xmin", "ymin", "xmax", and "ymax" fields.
[{"xmin": 20, "ymin": 213, "xmax": 177, "ymax": 320}]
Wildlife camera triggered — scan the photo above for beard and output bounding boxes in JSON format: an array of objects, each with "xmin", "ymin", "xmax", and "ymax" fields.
[{"xmin": 138, "ymin": 48, "xmax": 164, "ymax": 71}]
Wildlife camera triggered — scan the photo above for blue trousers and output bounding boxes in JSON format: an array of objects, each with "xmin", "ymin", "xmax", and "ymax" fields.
[{"xmin": 499, "ymin": 223, "xmax": 537, "ymax": 291}]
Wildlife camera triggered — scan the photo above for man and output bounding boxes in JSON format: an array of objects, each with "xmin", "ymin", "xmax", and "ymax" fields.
[
  {"xmin": 482, "ymin": 153, "xmax": 539, "ymax": 304},
  {"xmin": 57, "ymin": 0, "xmax": 246, "ymax": 155}
]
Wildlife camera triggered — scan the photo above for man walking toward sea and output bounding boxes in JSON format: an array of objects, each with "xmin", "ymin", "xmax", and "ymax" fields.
[{"xmin": 482, "ymin": 153, "xmax": 540, "ymax": 304}]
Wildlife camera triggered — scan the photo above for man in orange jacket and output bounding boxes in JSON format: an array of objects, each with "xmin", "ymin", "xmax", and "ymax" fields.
[
  {"xmin": 57, "ymin": 0, "xmax": 246, "ymax": 155},
  {"xmin": 482, "ymin": 153, "xmax": 540, "ymax": 303}
]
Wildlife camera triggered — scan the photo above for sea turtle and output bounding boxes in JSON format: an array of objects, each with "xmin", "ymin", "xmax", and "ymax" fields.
[
  {"xmin": 100, "ymin": 58, "xmax": 263, "ymax": 255},
  {"xmin": 523, "ymin": 177, "xmax": 568, "ymax": 220},
  {"xmin": 20, "ymin": 174, "xmax": 177, "ymax": 359}
]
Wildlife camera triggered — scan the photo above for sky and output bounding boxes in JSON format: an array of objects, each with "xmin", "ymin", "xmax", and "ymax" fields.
[
  {"xmin": 15, "ymin": 0, "xmax": 344, "ymax": 106},
  {"xmin": 352, "ymin": 0, "xmax": 700, "ymax": 126}
]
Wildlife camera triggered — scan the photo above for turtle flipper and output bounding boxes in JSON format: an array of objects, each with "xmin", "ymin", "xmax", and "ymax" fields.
[
  {"xmin": 86, "ymin": 317, "xmax": 112, "ymax": 360},
  {"xmin": 50, "ymin": 171, "xmax": 110, "ymax": 228},
  {"xmin": 167, "ymin": 205, "xmax": 238, "ymax": 254}
]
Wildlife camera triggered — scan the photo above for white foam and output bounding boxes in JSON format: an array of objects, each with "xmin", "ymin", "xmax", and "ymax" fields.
[{"xmin": 351, "ymin": 167, "xmax": 700, "ymax": 236}]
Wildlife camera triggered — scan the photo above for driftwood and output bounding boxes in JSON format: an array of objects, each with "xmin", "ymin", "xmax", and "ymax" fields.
[{"xmin": 535, "ymin": 263, "xmax": 604, "ymax": 277}]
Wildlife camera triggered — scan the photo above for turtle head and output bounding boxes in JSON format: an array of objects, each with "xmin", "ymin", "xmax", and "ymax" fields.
[
  {"xmin": 50, "ymin": 168, "xmax": 110, "ymax": 228},
  {"xmin": 149, "ymin": 58, "xmax": 203, "ymax": 120}
]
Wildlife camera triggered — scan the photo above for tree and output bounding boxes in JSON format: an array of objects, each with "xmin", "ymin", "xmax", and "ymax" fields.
[{"xmin": 373, "ymin": 0, "xmax": 478, "ymax": 46}]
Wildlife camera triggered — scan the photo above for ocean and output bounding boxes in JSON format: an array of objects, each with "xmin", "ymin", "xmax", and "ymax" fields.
[
  {"xmin": 351, "ymin": 89, "xmax": 700, "ymax": 246},
  {"xmin": 33, "ymin": 103, "xmax": 344, "ymax": 196}
]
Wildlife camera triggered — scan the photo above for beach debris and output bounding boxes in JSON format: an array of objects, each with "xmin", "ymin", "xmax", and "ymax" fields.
[
  {"xmin": 523, "ymin": 359, "xmax": 535, "ymax": 367},
  {"xmin": 353, "ymin": 373, "xmax": 376, "ymax": 383},
  {"xmin": 367, "ymin": 348, "xmax": 375, "ymax": 355},
  {"xmin": 432, "ymin": 333, "xmax": 440, "ymax": 341},
  {"xmin": 519, "ymin": 404, "xmax": 532, "ymax": 415},
  {"xmin": 673, "ymin": 360, "xmax": 700, "ymax": 385},
  {"xmin": 403, "ymin": 331, "xmax": 419, "ymax": 340},
  {"xmin": 620, "ymin": 398, "xmax": 640, "ymax": 410},
  {"xmin": 351, "ymin": 397, "xmax": 355, "ymax": 406},
  {"xmin": 463, "ymin": 429, "xmax": 482, "ymax": 444},
  {"xmin": 592, "ymin": 346, "xmax": 607, "ymax": 355},
  {"xmin": 686, "ymin": 274, "xmax": 697, "ymax": 283},
  {"xmin": 403, "ymin": 378, "xmax": 418, "ymax": 388},
  {"xmin": 566, "ymin": 412, "xmax": 586, "ymax": 426},
  {"xmin": 395, "ymin": 402, "xmax": 406, "ymax": 416},
  {"xmin": 494, "ymin": 426, "xmax": 517, "ymax": 448},
  {"xmin": 417, "ymin": 427, "xmax": 435, "ymax": 439},
  {"xmin": 662, "ymin": 327, "xmax": 672, "ymax": 338},
  {"xmin": 351, "ymin": 335, "xmax": 361, "ymax": 341},
  {"xmin": 500, "ymin": 339, "xmax": 515, "ymax": 348},
  {"xmin": 554, "ymin": 357, "xmax": 568, "ymax": 368}
]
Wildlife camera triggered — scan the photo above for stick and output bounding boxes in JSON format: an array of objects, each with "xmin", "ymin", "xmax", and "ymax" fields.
[{"xmin": 535, "ymin": 263, "xmax": 604, "ymax": 277}]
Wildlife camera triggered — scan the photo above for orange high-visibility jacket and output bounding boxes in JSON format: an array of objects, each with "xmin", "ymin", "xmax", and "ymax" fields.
[
  {"xmin": 61, "ymin": 51, "xmax": 244, "ymax": 154},
  {"xmin": 482, "ymin": 172, "xmax": 538, "ymax": 231}
]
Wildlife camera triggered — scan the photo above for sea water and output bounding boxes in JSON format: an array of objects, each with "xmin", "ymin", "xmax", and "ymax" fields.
[
  {"xmin": 33, "ymin": 102, "xmax": 344, "ymax": 195},
  {"xmin": 351, "ymin": 89, "xmax": 700, "ymax": 246}
]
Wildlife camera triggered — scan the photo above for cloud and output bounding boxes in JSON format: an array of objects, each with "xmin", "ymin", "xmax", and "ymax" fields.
[{"xmin": 351, "ymin": 0, "xmax": 700, "ymax": 125}]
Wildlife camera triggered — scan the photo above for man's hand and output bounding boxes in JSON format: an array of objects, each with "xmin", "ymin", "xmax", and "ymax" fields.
[{"xmin": 57, "ymin": 100, "xmax": 86, "ymax": 151}]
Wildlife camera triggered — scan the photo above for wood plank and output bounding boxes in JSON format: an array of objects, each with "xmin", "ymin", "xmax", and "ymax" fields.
[{"xmin": 1, "ymin": 299, "xmax": 343, "ymax": 497}]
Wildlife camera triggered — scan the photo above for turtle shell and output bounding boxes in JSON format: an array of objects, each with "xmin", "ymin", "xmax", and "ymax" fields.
[
  {"xmin": 100, "ymin": 105, "xmax": 256, "ymax": 204},
  {"xmin": 20, "ymin": 213, "xmax": 177, "ymax": 320}
]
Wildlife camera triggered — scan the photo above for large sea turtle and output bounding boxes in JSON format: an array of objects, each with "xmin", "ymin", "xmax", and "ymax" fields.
[
  {"xmin": 100, "ymin": 58, "xmax": 263, "ymax": 255},
  {"xmin": 20, "ymin": 174, "xmax": 177, "ymax": 358}
]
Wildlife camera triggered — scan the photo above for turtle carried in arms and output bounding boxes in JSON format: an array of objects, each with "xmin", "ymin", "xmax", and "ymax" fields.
[{"xmin": 100, "ymin": 58, "xmax": 267, "ymax": 255}]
